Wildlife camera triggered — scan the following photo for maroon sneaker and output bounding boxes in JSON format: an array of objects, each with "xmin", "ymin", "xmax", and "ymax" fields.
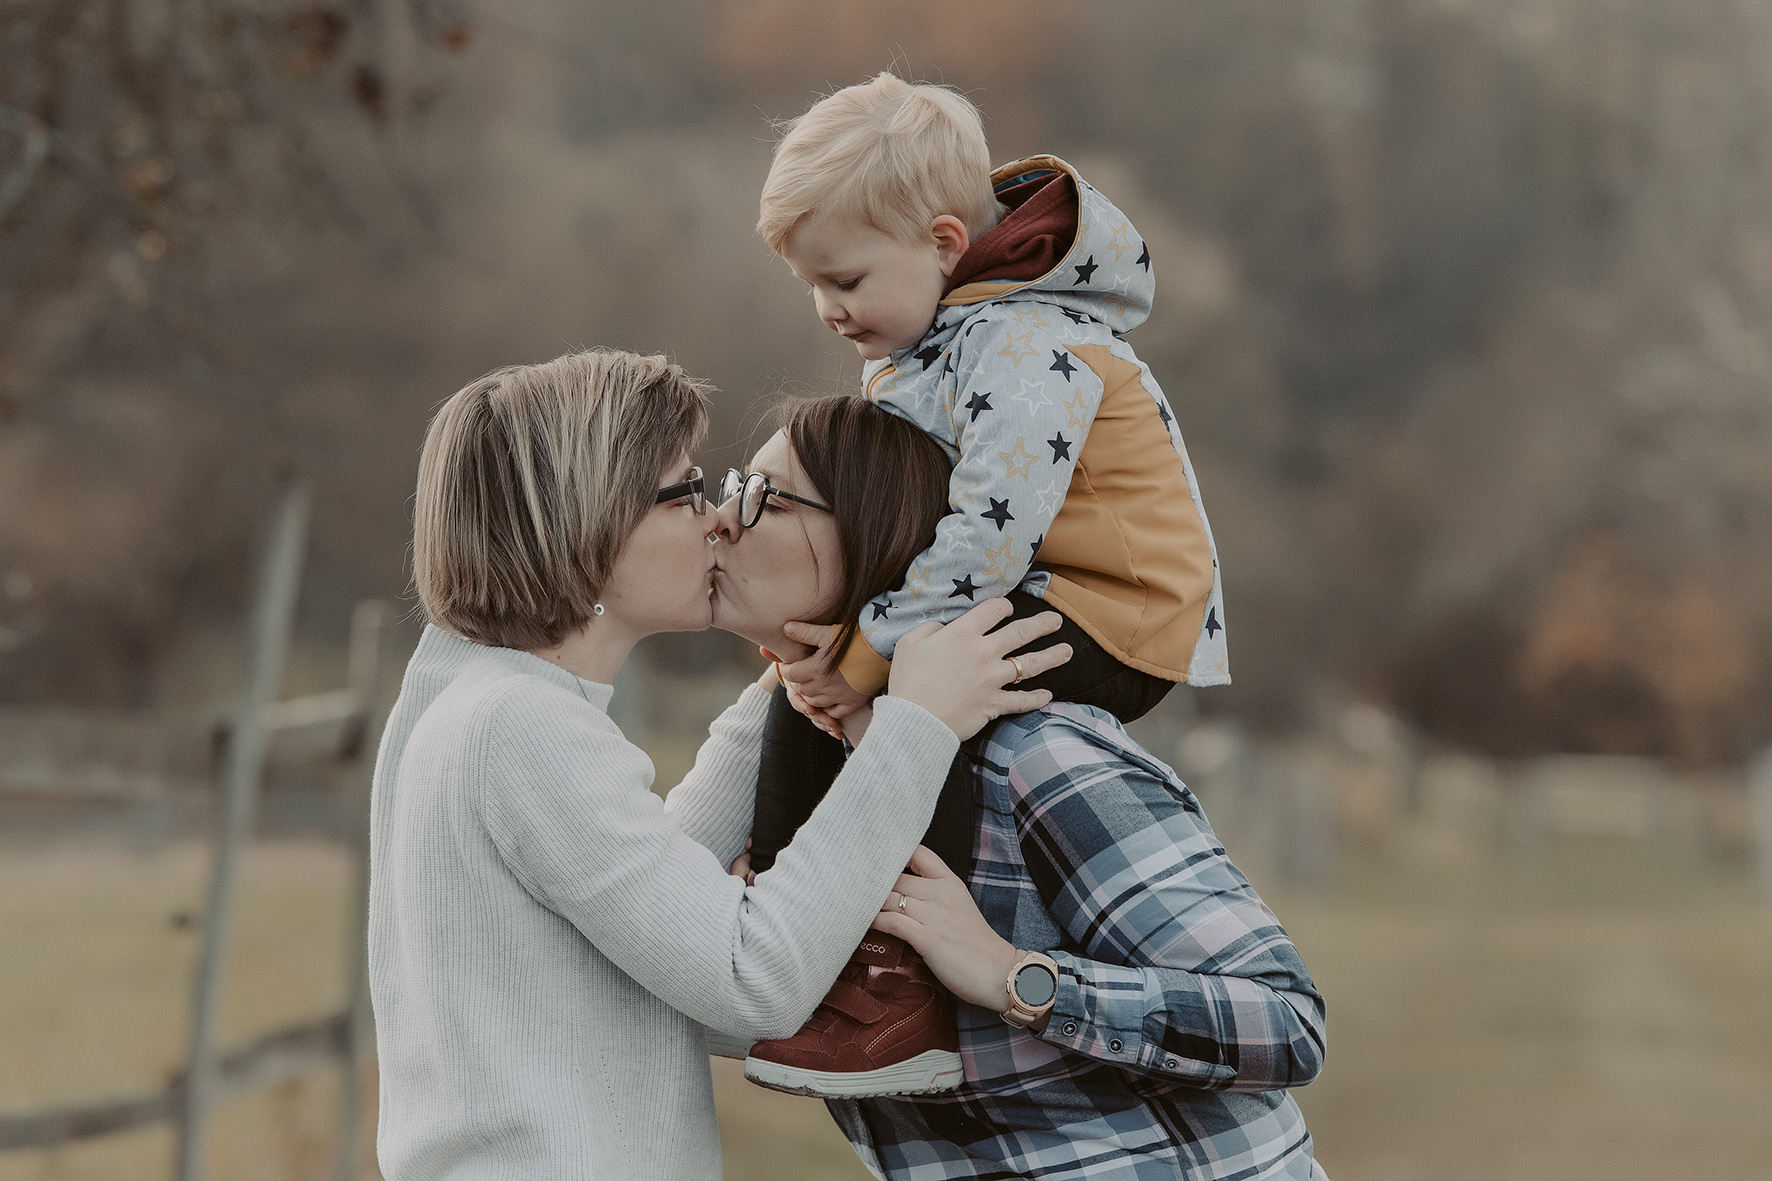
[{"xmin": 743, "ymin": 931, "xmax": 964, "ymax": 1098}]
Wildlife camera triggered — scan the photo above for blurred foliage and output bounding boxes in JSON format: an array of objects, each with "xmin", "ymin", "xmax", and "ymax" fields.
[{"xmin": 1, "ymin": 0, "xmax": 1769, "ymax": 766}]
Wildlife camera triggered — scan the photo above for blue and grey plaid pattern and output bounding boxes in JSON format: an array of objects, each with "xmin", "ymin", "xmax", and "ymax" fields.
[{"xmin": 826, "ymin": 705, "xmax": 1329, "ymax": 1179}]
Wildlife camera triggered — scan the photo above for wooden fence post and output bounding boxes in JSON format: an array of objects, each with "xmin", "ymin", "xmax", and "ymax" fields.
[
  {"xmin": 333, "ymin": 601, "xmax": 392, "ymax": 1181},
  {"xmin": 174, "ymin": 482, "xmax": 310, "ymax": 1181},
  {"xmin": 1752, "ymin": 747, "xmax": 1772, "ymax": 905}
]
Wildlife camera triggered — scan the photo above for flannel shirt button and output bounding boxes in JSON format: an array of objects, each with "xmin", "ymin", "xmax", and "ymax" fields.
[
  {"xmin": 1110, "ymin": 1039, "xmax": 1123, "ymax": 1052},
  {"xmin": 1166, "ymin": 1057, "xmax": 1178, "ymax": 1068},
  {"xmin": 1063, "ymin": 1021, "xmax": 1077, "ymax": 1036}
]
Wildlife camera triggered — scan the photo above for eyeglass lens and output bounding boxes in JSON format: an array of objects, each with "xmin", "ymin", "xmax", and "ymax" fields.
[{"xmin": 716, "ymin": 469, "xmax": 760, "ymax": 528}]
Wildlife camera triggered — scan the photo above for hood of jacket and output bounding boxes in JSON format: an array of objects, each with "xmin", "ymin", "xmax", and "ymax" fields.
[{"xmin": 935, "ymin": 154, "xmax": 1154, "ymax": 336}]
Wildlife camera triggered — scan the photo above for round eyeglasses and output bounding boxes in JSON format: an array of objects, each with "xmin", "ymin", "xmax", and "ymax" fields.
[
  {"xmin": 719, "ymin": 468, "xmax": 833, "ymax": 529},
  {"xmin": 655, "ymin": 466, "xmax": 710, "ymax": 515}
]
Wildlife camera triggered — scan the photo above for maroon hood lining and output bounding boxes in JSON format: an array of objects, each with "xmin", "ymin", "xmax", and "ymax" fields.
[{"xmin": 943, "ymin": 169, "xmax": 1079, "ymax": 294}]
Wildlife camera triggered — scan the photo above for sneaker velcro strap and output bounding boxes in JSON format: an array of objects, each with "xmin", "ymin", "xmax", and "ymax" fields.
[{"xmin": 821, "ymin": 979, "xmax": 891, "ymax": 1025}]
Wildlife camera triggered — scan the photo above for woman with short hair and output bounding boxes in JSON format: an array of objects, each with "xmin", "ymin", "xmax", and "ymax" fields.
[{"xmin": 369, "ymin": 348, "xmax": 1067, "ymax": 1180}]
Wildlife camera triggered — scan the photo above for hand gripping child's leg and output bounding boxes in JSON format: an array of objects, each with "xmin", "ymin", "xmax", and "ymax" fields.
[{"xmin": 743, "ymin": 724, "xmax": 973, "ymax": 1099}]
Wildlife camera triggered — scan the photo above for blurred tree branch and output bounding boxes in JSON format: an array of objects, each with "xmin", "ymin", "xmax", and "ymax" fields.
[{"xmin": 0, "ymin": 0, "xmax": 473, "ymax": 410}]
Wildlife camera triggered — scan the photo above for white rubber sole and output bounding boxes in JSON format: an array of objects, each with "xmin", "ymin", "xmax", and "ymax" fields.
[{"xmin": 743, "ymin": 1048, "xmax": 964, "ymax": 1098}]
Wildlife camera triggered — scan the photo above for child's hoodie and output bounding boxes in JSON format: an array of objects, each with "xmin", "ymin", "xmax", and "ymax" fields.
[{"xmin": 839, "ymin": 155, "xmax": 1229, "ymax": 693}]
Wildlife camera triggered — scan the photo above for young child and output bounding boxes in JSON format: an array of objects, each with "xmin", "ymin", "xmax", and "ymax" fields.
[{"xmin": 740, "ymin": 72, "xmax": 1230, "ymax": 1099}]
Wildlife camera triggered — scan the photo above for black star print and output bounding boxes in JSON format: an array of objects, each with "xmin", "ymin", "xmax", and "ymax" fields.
[
  {"xmin": 1073, "ymin": 255, "xmax": 1099, "ymax": 285},
  {"xmin": 870, "ymin": 600, "xmax": 890, "ymax": 621},
  {"xmin": 914, "ymin": 344, "xmax": 943, "ymax": 369},
  {"xmin": 1030, "ymin": 534, "xmax": 1044, "ymax": 559},
  {"xmin": 1047, "ymin": 433, "xmax": 1072, "ymax": 462},
  {"xmin": 982, "ymin": 498, "xmax": 1015, "ymax": 531},
  {"xmin": 949, "ymin": 575, "xmax": 979, "ymax": 600},
  {"xmin": 964, "ymin": 391, "xmax": 994, "ymax": 422},
  {"xmin": 942, "ymin": 353, "xmax": 955, "ymax": 377},
  {"xmin": 1204, "ymin": 606, "xmax": 1221, "ymax": 638},
  {"xmin": 1060, "ymin": 308, "xmax": 1089, "ymax": 325},
  {"xmin": 1049, "ymin": 350, "xmax": 1076, "ymax": 380},
  {"xmin": 1157, "ymin": 401, "xmax": 1173, "ymax": 427},
  {"xmin": 1136, "ymin": 241, "xmax": 1151, "ymax": 271}
]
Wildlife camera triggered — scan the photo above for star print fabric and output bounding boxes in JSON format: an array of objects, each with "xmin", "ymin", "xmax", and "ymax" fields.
[{"xmin": 849, "ymin": 155, "xmax": 1231, "ymax": 692}]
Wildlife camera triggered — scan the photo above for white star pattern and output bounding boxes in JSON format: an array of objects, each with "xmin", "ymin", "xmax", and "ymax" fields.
[{"xmin": 1011, "ymin": 376, "xmax": 1054, "ymax": 412}]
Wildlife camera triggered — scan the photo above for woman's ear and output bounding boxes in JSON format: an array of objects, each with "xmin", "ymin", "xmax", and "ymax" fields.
[{"xmin": 931, "ymin": 215, "xmax": 971, "ymax": 278}]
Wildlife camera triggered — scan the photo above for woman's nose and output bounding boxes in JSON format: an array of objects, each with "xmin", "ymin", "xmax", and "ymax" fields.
[{"xmin": 712, "ymin": 494, "xmax": 745, "ymax": 543}]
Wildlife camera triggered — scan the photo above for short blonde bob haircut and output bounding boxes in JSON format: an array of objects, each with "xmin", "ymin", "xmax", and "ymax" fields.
[
  {"xmin": 758, "ymin": 71, "xmax": 998, "ymax": 252},
  {"xmin": 414, "ymin": 348, "xmax": 709, "ymax": 651}
]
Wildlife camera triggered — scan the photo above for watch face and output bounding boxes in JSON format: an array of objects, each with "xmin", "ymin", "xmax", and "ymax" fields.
[{"xmin": 1014, "ymin": 963, "xmax": 1057, "ymax": 1007}]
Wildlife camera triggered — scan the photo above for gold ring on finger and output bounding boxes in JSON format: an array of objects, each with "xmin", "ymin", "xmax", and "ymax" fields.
[
  {"xmin": 897, "ymin": 894, "xmax": 910, "ymax": 915},
  {"xmin": 1008, "ymin": 655, "xmax": 1024, "ymax": 684}
]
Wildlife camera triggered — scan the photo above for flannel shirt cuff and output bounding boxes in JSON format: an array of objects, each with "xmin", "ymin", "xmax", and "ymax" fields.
[{"xmin": 1041, "ymin": 951, "xmax": 1236, "ymax": 1085}]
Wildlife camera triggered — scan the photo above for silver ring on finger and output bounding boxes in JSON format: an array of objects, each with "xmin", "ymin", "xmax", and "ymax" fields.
[{"xmin": 1008, "ymin": 655, "xmax": 1025, "ymax": 684}]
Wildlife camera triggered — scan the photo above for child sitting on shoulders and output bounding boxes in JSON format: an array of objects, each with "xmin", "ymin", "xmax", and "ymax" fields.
[{"xmin": 740, "ymin": 71, "xmax": 1230, "ymax": 1100}]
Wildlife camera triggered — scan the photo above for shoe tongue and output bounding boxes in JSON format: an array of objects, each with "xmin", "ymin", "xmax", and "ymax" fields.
[{"xmin": 852, "ymin": 934, "xmax": 906, "ymax": 969}]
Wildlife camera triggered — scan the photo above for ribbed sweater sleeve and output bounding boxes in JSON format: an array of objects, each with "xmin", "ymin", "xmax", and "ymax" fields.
[
  {"xmin": 477, "ymin": 683, "xmax": 958, "ymax": 1040},
  {"xmin": 660, "ymin": 682, "xmax": 770, "ymax": 868}
]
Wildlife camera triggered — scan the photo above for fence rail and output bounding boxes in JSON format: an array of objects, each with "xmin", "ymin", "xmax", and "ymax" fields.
[
  {"xmin": 0, "ymin": 484, "xmax": 390, "ymax": 1181},
  {"xmin": 0, "ymin": 1012, "xmax": 350, "ymax": 1151}
]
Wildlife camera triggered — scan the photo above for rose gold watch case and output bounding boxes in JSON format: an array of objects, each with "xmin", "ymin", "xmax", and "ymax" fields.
[{"xmin": 1001, "ymin": 950, "xmax": 1059, "ymax": 1028}]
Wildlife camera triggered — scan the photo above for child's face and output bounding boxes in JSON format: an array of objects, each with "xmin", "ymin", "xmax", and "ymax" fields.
[{"xmin": 778, "ymin": 213, "xmax": 968, "ymax": 361}]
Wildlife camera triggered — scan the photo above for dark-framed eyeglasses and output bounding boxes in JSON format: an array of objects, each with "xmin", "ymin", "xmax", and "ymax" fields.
[
  {"xmin": 719, "ymin": 468, "xmax": 833, "ymax": 529},
  {"xmin": 655, "ymin": 466, "xmax": 710, "ymax": 515}
]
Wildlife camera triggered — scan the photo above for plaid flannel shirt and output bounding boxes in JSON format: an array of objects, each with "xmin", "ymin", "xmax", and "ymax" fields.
[{"xmin": 826, "ymin": 705, "xmax": 1329, "ymax": 1180}]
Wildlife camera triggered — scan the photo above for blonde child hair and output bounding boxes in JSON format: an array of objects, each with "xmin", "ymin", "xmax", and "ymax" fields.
[{"xmin": 758, "ymin": 71, "xmax": 999, "ymax": 251}]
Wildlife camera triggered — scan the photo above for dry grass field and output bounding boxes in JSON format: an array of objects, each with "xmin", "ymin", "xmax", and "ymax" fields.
[{"xmin": 1, "ymin": 836, "xmax": 1768, "ymax": 1181}]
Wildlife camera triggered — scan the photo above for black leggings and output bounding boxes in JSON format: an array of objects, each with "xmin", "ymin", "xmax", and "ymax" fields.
[{"xmin": 747, "ymin": 592, "xmax": 1173, "ymax": 881}]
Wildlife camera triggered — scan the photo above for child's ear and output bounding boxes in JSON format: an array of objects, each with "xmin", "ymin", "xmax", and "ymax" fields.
[{"xmin": 931, "ymin": 215, "xmax": 971, "ymax": 277}]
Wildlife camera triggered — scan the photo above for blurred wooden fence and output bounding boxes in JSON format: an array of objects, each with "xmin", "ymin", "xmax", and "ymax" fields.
[{"xmin": 0, "ymin": 484, "xmax": 391, "ymax": 1181}]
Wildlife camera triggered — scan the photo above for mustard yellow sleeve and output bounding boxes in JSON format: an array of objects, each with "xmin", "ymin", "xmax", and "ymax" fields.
[{"xmin": 833, "ymin": 624, "xmax": 891, "ymax": 696}]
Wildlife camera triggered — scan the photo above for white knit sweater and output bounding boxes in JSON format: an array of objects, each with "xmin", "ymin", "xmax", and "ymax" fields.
[{"xmin": 368, "ymin": 625, "xmax": 959, "ymax": 1180}]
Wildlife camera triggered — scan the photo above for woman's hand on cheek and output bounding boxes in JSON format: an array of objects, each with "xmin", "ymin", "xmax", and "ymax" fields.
[{"xmin": 870, "ymin": 846, "xmax": 1019, "ymax": 1014}]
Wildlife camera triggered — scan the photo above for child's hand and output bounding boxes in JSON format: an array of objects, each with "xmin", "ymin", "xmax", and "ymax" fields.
[
  {"xmin": 776, "ymin": 621, "xmax": 872, "ymax": 720},
  {"xmin": 783, "ymin": 676, "xmax": 847, "ymax": 740}
]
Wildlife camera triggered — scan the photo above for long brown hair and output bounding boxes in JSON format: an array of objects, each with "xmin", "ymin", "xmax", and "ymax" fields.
[{"xmin": 780, "ymin": 395, "xmax": 952, "ymax": 667}]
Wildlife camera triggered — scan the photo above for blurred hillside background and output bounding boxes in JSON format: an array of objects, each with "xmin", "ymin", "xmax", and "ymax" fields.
[{"xmin": 3, "ymin": 1, "xmax": 1771, "ymax": 1180}]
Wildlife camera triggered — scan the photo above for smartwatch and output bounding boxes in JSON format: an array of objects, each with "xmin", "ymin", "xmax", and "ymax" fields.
[{"xmin": 1001, "ymin": 950, "xmax": 1060, "ymax": 1028}]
